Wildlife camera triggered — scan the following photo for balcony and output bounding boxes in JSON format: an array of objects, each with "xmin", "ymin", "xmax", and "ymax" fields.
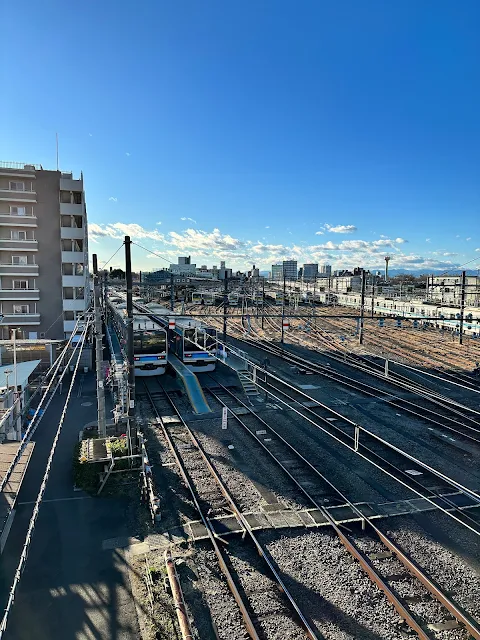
[
  {"xmin": 60, "ymin": 203, "xmax": 83, "ymax": 215},
  {"xmin": 0, "ymin": 239, "xmax": 37, "ymax": 251},
  {"xmin": 0, "ymin": 289, "xmax": 40, "ymax": 301},
  {"xmin": 0, "ymin": 313, "xmax": 40, "ymax": 326},
  {"xmin": 62, "ymin": 275, "xmax": 85, "ymax": 287},
  {"xmin": 60, "ymin": 177, "xmax": 83, "ymax": 191},
  {"xmin": 63, "ymin": 299, "xmax": 87, "ymax": 312},
  {"xmin": 0, "ymin": 214, "xmax": 37, "ymax": 228},
  {"xmin": 61, "ymin": 251, "xmax": 84, "ymax": 263},
  {"xmin": 0, "ymin": 263, "xmax": 38, "ymax": 276},
  {"xmin": 60, "ymin": 227, "xmax": 84, "ymax": 240},
  {"xmin": 0, "ymin": 189, "xmax": 36, "ymax": 203}
]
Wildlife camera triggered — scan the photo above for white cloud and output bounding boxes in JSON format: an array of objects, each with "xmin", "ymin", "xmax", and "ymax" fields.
[
  {"xmin": 475, "ymin": 248, "xmax": 480, "ymax": 252},
  {"xmin": 88, "ymin": 222, "xmax": 164, "ymax": 242},
  {"xmin": 425, "ymin": 238, "xmax": 431, "ymax": 242},
  {"xmin": 324, "ymin": 224, "xmax": 357, "ymax": 234},
  {"xmin": 265, "ymin": 226, "xmax": 270, "ymax": 229},
  {"xmin": 125, "ymin": 152, "xmax": 130, "ymax": 156},
  {"xmin": 180, "ymin": 217, "xmax": 197, "ymax": 224},
  {"xmin": 166, "ymin": 228, "xmax": 244, "ymax": 254},
  {"xmin": 88, "ymin": 133, "xmax": 93, "ymax": 137},
  {"xmin": 108, "ymin": 197, "xmax": 118, "ymax": 202},
  {"xmin": 466, "ymin": 237, "xmax": 471, "ymax": 241},
  {"xmin": 156, "ymin": 221, "xmax": 162, "ymax": 225},
  {"xmin": 456, "ymin": 234, "xmax": 460, "ymax": 238},
  {"xmin": 315, "ymin": 231, "xmax": 324, "ymax": 235},
  {"xmin": 395, "ymin": 237, "xmax": 407, "ymax": 244}
]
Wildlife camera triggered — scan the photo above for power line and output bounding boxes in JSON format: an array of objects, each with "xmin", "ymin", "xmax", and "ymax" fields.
[
  {"xmin": 100, "ymin": 242, "xmax": 125, "ymax": 269},
  {"xmin": 130, "ymin": 241, "xmax": 171, "ymax": 265},
  {"xmin": 0, "ymin": 321, "xmax": 90, "ymax": 639}
]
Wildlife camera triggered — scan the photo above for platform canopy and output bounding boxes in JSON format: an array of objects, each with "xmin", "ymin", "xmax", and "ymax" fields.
[{"xmin": 0, "ymin": 360, "xmax": 41, "ymax": 391}]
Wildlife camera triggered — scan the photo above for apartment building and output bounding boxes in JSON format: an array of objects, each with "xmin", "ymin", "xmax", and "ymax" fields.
[
  {"xmin": 271, "ymin": 264, "xmax": 283, "ymax": 280},
  {"xmin": 427, "ymin": 275, "xmax": 480, "ymax": 307},
  {"xmin": 0, "ymin": 162, "xmax": 89, "ymax": 340}
]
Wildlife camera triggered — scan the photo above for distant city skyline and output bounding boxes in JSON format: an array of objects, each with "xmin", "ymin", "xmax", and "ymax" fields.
[{"xmin": 2, "ymin": 2, "xmax": 480, "ymax": 274}]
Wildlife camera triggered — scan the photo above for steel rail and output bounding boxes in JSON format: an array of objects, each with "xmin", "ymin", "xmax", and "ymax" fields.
[
  {"xmin": 142, "ymin": 380, "xmax": 319, "ymax": 640},
  {"xmin": 140, "ymin": 381, "xmax": 260, "ymax": 640},
  {"xmin": 240, "ymin": 336, "xmax": 480, "ymax": 445},
  {"xmin": 256, "ymin": 332, "xmax": 480, "ymax": 428},
  {"xmin": 253, "ymin": 373, "xmax": 480, "ymax": 534},
  {"xmin": 207, "ymin": 382, "xmax": 480, "ymax": 640},
  {"xmin": 216, "ymin": 341, "xmax": 480, "ymax": 535}
]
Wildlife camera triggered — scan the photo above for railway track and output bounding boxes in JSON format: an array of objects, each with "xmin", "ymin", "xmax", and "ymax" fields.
[
  {"xmin": 139, "ymin": 378, "xmax": 319, "ymax": 640},
  {"xmin": 235, "ymin": 335, "xmax": 480, "ymax": 449},
  {"xmin": 204, "ymin": 378, "xmax": 480, "ymax": 640}
]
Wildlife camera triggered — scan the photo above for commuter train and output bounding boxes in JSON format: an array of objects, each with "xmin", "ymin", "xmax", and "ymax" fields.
[
  {"xmin": 107, "ymin": 297, "xmax": 168, "ymax": 376},
  {"xmin": 135, "ymin": 302, "xmax": 218, "ymax": 372},
  {"xmin": 191, "ymin": 291, "xmax": 216, "ymax": 305},
  {"xmin": 335, "ymin": 293, "xmax": 480, "ymax": 336}
]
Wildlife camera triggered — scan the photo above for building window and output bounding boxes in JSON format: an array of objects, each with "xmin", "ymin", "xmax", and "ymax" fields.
[
  {"xmin": 13, "ymin": 304, "xmax": 29, "ymax": 314},
  {"xmin": 13, "ymin": 280, "xmax": 28, "ymax": 290},
  {"xmin": 60, "ymin": 191, "xmax": 71, "ymax": 203},
  {"xmin": 61, "ymin": 239, "xmax": 72, "ymax": 251},
  {"xmin": 62, "ymin": 263, "xmax": 74, "ymax": 276},
  {"xmin": 63, "ymin": 287, "xmax": 74, "ymax": 299},
  {"xmin": 10, "ymin": 206, "xmax": 26, "ymax": 216},
  {"xmin": 64, "ymin": 311, "xmax": 75, "ymax": 321},
  {"xmin": 11, "ymin": 231, "xmax": 27, "ymax": 241},
  {"xmin": 9, "ymin": 181, "xmax": 25, "ymax": 191},
  {"xmin": 12, "ymin": 256, "xmax": 28, "ymax": 265},
  {"xmin": 74, "ymin": 263, "xmax": 84, "ymax": 275},
  {"xmin": 73, "ymin": 239, "xmax": 83, "ymax": 252},
  {"xmin": 61, "ymin": 216, "xmax": 72, "ymax": 227},
  {"xmin": 73, "ymin": 192, "xmax": 82, "ymax": 204}
]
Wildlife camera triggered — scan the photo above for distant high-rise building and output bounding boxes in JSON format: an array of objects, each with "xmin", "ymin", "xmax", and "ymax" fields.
[
  {"xmin": 283, "ymin": 260, "xmax": 297, "ymax": 281},
  {"xmin": 178, "ymin": 256, "xmax": 191, "ymax": 265},
  {"xmin": 303, "ymin": 263, "xmax": 318, "ymax": 280},
  {"xmin": 319, "ymin": 264, "xmax": 332, "ymax": 278},
  {"xmin": 271, "ymin": 264, "xmax": 283, "ymax": 281},
  {"xmin": 220, "ymin": 260, "xmax": 225, "ymax": 269}
]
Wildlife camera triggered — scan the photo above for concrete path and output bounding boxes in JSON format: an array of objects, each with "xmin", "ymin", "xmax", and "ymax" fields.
[{"xmin": 0, "ymin": 373, "xmax": 140, "ymax": 639}]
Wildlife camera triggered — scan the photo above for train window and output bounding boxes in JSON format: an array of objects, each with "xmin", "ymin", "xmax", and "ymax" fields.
[{"xmin": 141, "ymin": 331, "xmax": 167, "ymax": 354}]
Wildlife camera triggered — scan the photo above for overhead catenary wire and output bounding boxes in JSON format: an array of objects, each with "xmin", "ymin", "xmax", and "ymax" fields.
[
  {"xmin": 0, "ymin": 320, "xmax": 90, "ymax": 639},
  {"xmin": 0, "ymin": 314, "xmax": 91, "ymax": 496},
  {"xmin": 100, "ymin": 242, "xmax": 125, "ymax": 270}
]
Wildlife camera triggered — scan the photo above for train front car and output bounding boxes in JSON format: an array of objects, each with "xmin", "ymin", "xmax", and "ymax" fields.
[
  {"xmin": 180, "ymin": 320, "xmax": 217, "ymax": 372},
  {"xmin": 132, "ymin": 316, "xmax": 168, "ymax": 376},
  {"xmin": 107, "ymin": 298, "xmax": 168, "ymax": 377}
]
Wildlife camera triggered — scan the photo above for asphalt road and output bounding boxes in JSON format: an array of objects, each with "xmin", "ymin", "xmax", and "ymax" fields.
[{"xmin": 0, "ymin": 373, "xmax": 140, "ymax": 640}]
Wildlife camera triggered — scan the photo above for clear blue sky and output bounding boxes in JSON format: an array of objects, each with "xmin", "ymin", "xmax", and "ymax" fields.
[{"xmin": 1, "ymin": 0, "xmax": 479, "ymax": 273}]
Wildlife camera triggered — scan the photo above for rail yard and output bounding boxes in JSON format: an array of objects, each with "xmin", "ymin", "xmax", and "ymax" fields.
[{"xmin": 119, "ymin": 290, "xmax": 480, "ymax": 640}]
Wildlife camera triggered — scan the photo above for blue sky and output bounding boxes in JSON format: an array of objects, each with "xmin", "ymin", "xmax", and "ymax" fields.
[{"xmin": 1, "ymin": 0, "xmax": 479, "ymax": 273}]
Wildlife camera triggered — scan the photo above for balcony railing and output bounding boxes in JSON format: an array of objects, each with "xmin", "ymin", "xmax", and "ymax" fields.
[{"xmin": 0, "ymin": 162, "xmax": 42, "ymax": 170}]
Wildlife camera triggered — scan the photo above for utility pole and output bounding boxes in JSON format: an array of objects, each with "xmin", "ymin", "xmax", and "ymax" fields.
[
  {"xmin": 459, "ymin": 270, "xmax": 466, "ymax": 345},
  {"xmin": 359, "ymin": 270, "xmax": 366, "ymax": 345},
  {"xmin": 371, "ymin": 275, "xmax": 375, "ymax": 319},
  {"xmin": 223, "ymin": 276, "xmax": 228, "ymax": 343},
  {"xmin": 170, "ymin": 272, "xmax": 175, "ymax": 311},
  {"xmin": 281, "ymin": 272, "xmax": 286, "ymax": 345},
  {"xmin": 93, "ymin": 254, "xmax": 107, "ymax": 438},
  {"xmin": 125, "ymin": 236, "xmax": 137, "ymax": 452},
  {"xmin": 261, "ymin": 277, "xmax": 265, "ymax": 329}
]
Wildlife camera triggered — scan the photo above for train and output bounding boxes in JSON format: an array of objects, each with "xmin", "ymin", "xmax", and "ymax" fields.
[
  {"xmin": 191, "ymin": 291, "xmax": 216, "ymax": 305},
  {"xmin": 107, "ymin": 297, "xmax": 168, "ymax": 376},
  {"xmin": 135, "ymin": 302, "xmax": 218, "ymax": 372}
]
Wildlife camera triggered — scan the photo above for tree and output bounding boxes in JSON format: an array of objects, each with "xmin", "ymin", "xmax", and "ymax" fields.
[{"xmin": 110, "ymin": 268, "xmax": 126, "ymax": 280}]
